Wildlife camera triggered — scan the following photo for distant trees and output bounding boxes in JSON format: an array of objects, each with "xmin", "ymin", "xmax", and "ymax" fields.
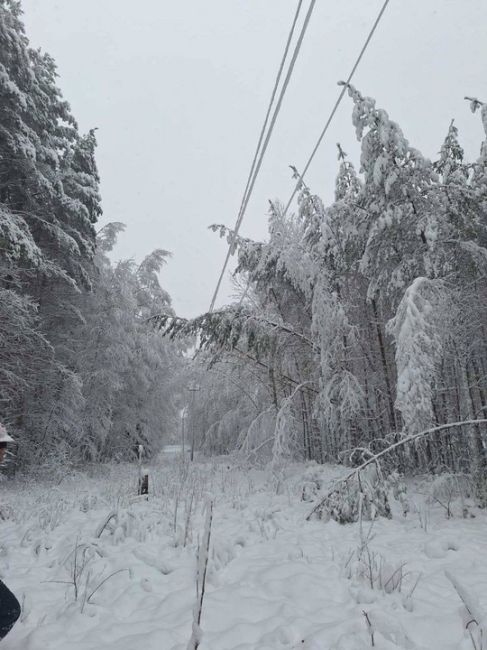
[
  {"xmin": 0, "ymin": 1, "xmax": 183, "ymax": 468},
  {"xmin": 68, "ymin": 225, "xmax": 183, "ymax": 464}
]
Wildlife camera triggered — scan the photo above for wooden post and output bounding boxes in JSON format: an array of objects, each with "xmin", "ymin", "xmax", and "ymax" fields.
[
  {"xmin": 182, "ymin": 409, "xmax": 186, "ymax": 459},
  {"xmin": 139, "ymin": 472, "xmax": 149, "ymax": 496},
  {"xmin": 137, "ymin": 444, "xmax": 148, "ymax": 496}
]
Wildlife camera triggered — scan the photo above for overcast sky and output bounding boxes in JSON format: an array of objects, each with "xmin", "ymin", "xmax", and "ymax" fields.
[{"xmin": 21, "ymin": 0, "xmax": 487, "ymax": 317}]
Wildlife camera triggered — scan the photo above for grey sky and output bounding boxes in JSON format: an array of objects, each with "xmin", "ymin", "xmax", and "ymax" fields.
[{"xmin": 21, "ymin": 0, "xmax": 487, "ymax": 317}]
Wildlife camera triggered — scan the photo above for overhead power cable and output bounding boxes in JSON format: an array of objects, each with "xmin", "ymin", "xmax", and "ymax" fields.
[
  {"xmin": 236, "ymin": 0, "xmax": 305, "ymax": 237},
  {"xmin": 282, "ymin": 0, "xmax": 391, "ymax": 217},
  {"xmin": 208, "ymin": 0, "xmax": 317, "ymax": 313}
]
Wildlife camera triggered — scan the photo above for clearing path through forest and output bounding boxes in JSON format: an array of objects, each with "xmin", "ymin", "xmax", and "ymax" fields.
[{"xmin": 1, "ymin": 459, "xmax": 486, "ymax": 649}]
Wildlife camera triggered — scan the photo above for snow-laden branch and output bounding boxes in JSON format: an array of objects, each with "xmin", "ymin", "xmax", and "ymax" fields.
[{"xmin": 306, "ymin": 419, "xmax": 487, "ymax": 521}]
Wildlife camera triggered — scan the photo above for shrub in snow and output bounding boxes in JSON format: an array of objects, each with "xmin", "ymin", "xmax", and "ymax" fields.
[
  {"xmin": 301, "ymin": 480, "xmax": 320, "ymax": 502},
  {"xmin": 312, "ymin": 465, "xmax": 392, "ymax": 524},
  {"xmin": 386, "ymin": 471, "xmax": 410, "ymax": 517},
  {"xmin": 80, "ymin": 494, "xmax": 98, "ymax": 513},
  {"xmin": 425, "ymin": 472, "xmax": 473, "ymax": 519},
  {"xmin": 346, "ymin": 548, "xmax": 408, "ymax": 596},
  {"xmin": 95, "ymin": 508, "xmax": 148, "ymax": 544},
  {"xmin": 300, "ymin": 464, "xmax": 328, "ymax": 501}
]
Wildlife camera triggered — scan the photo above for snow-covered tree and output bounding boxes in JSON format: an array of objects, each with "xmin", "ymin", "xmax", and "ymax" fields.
[{"xmin": 167, "ymin": 84, "xmax": 487, "ymax": 490}]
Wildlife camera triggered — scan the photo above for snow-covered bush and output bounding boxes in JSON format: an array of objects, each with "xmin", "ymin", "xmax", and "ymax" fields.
[
  {"xmin": 386, "ymin": 471, "xmax": 410, "ymax": 517},
  {"xmin": 313, "ymin": 466, "xmax": 392, "ymax": 524},
  {"xmin": 346, "ymin": 548, "xmax": 408, "ymax": 597},
  {"xmin": 299, "ymin": 463, "xmax": 329, "ymax": 501},
  {"xmin": 425, "ymin": 472, "xmax": 473, "ymax": 519}
]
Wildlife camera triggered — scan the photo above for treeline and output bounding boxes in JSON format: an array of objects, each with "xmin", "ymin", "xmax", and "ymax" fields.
[
  {"xmin": 0, "ymin": 1, "xmax": 183, "ymax": 467},
  {"xmin": 163, "ymin": 85, "xmax": 487, "ymax": 496}
]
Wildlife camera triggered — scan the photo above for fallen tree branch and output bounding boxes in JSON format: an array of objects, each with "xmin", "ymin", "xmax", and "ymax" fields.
[{"xmin": 306, "ymin": 419, "xmax": 487, "ymax": 521}]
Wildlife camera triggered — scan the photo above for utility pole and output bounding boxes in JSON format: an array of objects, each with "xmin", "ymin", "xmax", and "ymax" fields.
[
  {"xmin": 181, "ymin": 407, "xmax": 187, "ymax": 460},
  {"xmin": 187, "ymin": 383, "xmax": 200, "ymax": 461}
]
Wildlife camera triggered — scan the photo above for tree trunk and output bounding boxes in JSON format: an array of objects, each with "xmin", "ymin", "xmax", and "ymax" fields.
[{"xmin": 370, "ymin": 299, "xmax": 397, "ymax": 432}]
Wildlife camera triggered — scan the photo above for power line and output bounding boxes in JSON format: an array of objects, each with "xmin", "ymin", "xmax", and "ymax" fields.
[
  {"xmin": 209, "ymin": 0, "xmax": 317, "ymax": 313},
  {"xmin": 234, "ymin": 0, "xmax": 317, "ymax": 237},
  {"xmin": 236, "ymin": 0, "xmax": 305, "ymax": 237},
  {"xmin": 282, "ymin": 0, "xmax": 391, "ymax": 217}
]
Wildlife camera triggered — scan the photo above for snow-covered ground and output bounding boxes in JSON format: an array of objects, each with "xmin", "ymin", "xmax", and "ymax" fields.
[{"xmin": 1, "ymin": 458, "xmax": 486, "ymax": 650}]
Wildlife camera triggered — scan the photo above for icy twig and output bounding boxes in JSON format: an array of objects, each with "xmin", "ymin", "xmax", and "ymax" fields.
[
  {"xmin": 86, "ymin": 568, "xmax": 130, "ymax": 604},
  {"xmin": 95, "ymin": 511, "xmax": 118, "ymax": 538},
  {"xmin": 363, "ymin": 610, "xmax": 375, "ymax": 647}
]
